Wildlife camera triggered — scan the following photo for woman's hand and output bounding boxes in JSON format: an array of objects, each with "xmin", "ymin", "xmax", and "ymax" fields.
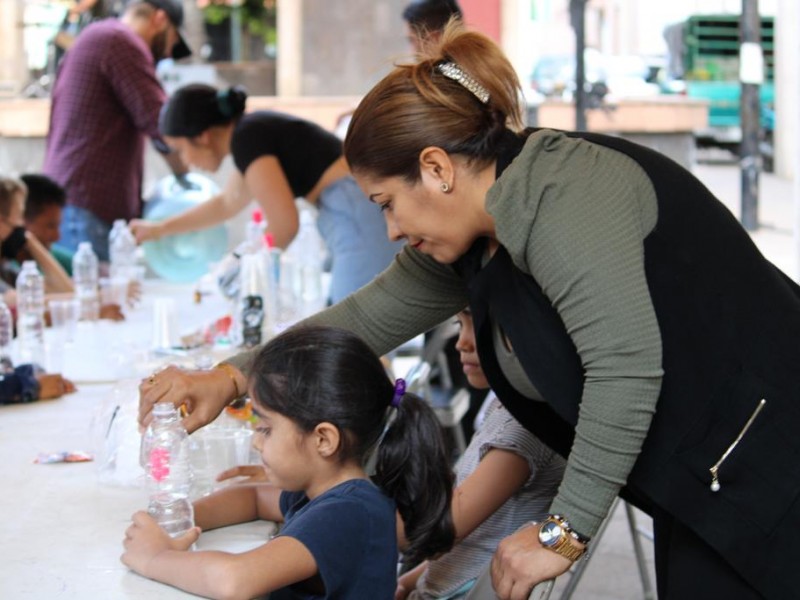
[
  {"xmin": 490, "ymin": 525, "xmax": 576, "ymax": 600},
  {"xmin": 216, "ymin": 465, "xmax": 268, "ymax": 485},
  {"xmin": 129, "ymin": 219, "xmax": 163, "ymax": 244},
  {"xmin": 139, "ymin": 365, "xmax": 241, "ymax": 433},
  {"xmin": 121, "ymin": 511, "xmax": 200, "ymax": 577}
]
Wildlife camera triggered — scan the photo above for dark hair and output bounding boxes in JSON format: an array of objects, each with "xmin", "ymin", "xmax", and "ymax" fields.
[
  {"xmin": 344, "ymin": 20, "xmax": 523, "ymax": 183},
  {"xmin": 402, "ymin": 0, "xmax": 462, "ymax": 32},
  {"xmin": 159, "ymin": 84, "xmax": 248, "ymax": 138},
  {"xmin": 19, "ymin": 174, "xmax": 66, "ymax": 220},
  {"xmin": 250, "ymin": 325, "xmax": 455, "ymax": 566},
  {"xmin": 0, "ymin": 177, "xmax": 26, "ymax": 218}
]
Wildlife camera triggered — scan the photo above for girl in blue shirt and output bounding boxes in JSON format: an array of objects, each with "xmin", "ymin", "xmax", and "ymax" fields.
[{"xmin": 122, "ymin": 325, "xmax": 455, "ymax": 599}]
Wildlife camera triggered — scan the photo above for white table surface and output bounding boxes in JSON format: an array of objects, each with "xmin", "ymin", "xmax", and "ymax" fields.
[{"xmin": 0, "ymin": 281, "xmax": 275, "ymax": 599}]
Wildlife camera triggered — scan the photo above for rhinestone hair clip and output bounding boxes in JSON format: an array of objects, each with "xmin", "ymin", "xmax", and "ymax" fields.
[{"xmin": 436, "ymin": 61, "xmax": 490, "ymax": 104}]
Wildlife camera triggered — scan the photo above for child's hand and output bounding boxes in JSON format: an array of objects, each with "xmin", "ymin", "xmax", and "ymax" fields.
[
  {"xmin": 216, "ymin": 464, "xmax": 268, "ymax": 484},
  {"xmin": 394, "ymin": 582, "xmax": 412, "ymax": 600},
  {"xmin": 36, "ymin": 374, "xmax": 77, "ymax": 399},
  {"xmin": 121, "ymin": 511, "xmax": 200, "ymax": 576}
]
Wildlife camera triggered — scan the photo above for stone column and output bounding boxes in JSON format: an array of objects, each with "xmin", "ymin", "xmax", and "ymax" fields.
[
  {"xmin": 0, "ymin": 0, "xmax": 27, "ymax": 95},
  {"xmin": 277, "ymin": 0, "xmax": 408, "ymax": 97}
]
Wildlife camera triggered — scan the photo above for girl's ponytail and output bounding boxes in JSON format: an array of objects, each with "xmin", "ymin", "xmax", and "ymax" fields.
[{"xmin": 374, "ymin": 390, "xmax": 455, "ymax": 566}]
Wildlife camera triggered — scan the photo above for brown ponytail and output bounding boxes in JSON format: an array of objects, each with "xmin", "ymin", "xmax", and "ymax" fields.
[{"xmin": 344, "ymin": 19, "xmax": 523, "ymax": 182}]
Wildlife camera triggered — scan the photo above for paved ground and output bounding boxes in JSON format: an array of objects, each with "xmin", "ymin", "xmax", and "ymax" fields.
[{"xmin": 546, "ymin": 161, "xmax": 796, "ymax": 600}]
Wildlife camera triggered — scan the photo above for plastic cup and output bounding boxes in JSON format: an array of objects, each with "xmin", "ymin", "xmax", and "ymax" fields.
[
  {"xmin": 151, "ymin": 297, "xmax": 178, "ymax": 350},
  {"xmin": 48, "ymin": 298, "xmax": 80, "ymax": 344},
  {"xmin": 99, "ymin": 277, "xmax": 128, "ymax": 307},
  {"xmin": 193, "ymin": 428, "xmax": 254, "ymax": 493}
]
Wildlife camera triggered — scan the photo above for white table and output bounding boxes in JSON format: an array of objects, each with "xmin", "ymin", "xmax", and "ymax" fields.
[{"xmin": 0, "ymin": 281, "xmax": 275, "ymax": 599}]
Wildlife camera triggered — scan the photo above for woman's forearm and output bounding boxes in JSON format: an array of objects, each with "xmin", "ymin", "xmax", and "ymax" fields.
[{"xmin": 157, "ymin": 192, "xmax": 238, "ymax": 238}]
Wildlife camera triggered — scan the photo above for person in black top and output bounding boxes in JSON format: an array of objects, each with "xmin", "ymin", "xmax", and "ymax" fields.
[{"xmin": 131, "ymin": 84, "xmax": 403, "ymax": 304}]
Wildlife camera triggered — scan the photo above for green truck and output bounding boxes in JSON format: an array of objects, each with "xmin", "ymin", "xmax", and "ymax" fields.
[{"xmin": 666, "ymin": 14, "xmax": 775, "ymax": 168}]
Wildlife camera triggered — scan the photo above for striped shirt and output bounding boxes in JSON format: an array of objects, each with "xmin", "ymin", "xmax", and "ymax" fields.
[{"xmin": 411, "ymin": 396, "xmax": 566, "ymax": 600}]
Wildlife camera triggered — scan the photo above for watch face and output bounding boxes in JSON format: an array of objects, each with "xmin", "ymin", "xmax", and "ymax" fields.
[{"xmin": 539, "ymin": 521, "xmax": 563, "ymax": 547}]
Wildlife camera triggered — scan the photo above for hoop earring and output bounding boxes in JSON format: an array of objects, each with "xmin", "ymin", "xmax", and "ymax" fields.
[{"xmin": 440, "ymin": 182, "xmax": 451, "ymax": 193}]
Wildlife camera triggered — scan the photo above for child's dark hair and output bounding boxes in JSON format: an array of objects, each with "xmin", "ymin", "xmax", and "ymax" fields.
[
  {"xmin": 19, "ymin": 174, "xmax": 66, "ymax": 220},
  {"xmin": 159, "ymin": 84, "xmax": 248, "ymax": 138},
  {"xmin": 250, "ymin": 325, "xmax": 455, "ymax": 565}
]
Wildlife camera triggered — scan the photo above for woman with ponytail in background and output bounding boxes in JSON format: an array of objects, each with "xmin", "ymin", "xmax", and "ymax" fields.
[
  {"xmin": 130, "ymin": 84, "xmax": 403, "ymax": 303},
  {"xmin": 122, "ymin": 325, "xmax": 454, "ymax": 599}
]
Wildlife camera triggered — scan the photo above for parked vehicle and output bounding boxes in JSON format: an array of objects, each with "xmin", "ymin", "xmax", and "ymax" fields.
[
  {"xmin": 529, "ymin": 48, "xmax": 605, "ymax": 99},
  {"xmin": 530, "ymin": 50, "xmax": 660, "ymax": 102},
  {"xmin": 664, "ymin": 14, "xmax": 775, "ymax": 170}
]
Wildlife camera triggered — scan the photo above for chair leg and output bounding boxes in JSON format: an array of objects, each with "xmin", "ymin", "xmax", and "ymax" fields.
[
  {"xmin": 624, "ymin": 502, "xmax": 656, "ymax": 600},
  {"xmin": 557, "ymin": 498, "xmax": 619, "ymax": 600}
]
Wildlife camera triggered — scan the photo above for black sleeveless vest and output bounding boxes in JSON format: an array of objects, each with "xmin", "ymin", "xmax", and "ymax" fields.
[{"xmin": 454, "ymin": 130, "xmax": 800, "ymax": 598}]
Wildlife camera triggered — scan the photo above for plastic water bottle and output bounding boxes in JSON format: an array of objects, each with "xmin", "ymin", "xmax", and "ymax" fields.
[
  {"xmin": 264, "ymin": 234, "xmax": 282, "ymax": 332},
  {"xmin": 140, "ymin": 402, "xmax": 195, "ymax": 538},
  {"xmin": 15, "ymin": 261, "xmax": 45, "ymax": 366},
  {"xmin": 238, "ymin": 252, "xmax": 268, "ymax": 347},
  {"xmin": 0, "ymin": 298, "xmax": 14, "ymax": 372},
  {"xmin": 286, "ymin": 208, "xmax": 325, "ymax": 317},
  {"xmin": 244, "ymin": 208, "xmax": 266, "ymax": 254},
  {"xmin": 108, "ymin": 219, "xmax": 125, "ymax": 250},
  {"xmin": 72, "ymin": 242, "xmax": 100, "ymax": 321},
  {"xmin": 109, "ymin": 220, "xmax": 137, "ymax": 280}
]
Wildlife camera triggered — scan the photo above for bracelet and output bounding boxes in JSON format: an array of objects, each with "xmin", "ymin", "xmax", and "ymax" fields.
[
  {"xmin": 548, "ymin": 514, "xmax": 591, "ymax": 545},
  {"xmin": 214, "ymin": 362, "xmax": 242, "ymax": 401}
]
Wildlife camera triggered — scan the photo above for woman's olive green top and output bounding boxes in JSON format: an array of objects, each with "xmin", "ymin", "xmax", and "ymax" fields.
[{"xmin": 227, "ymin": 129, "xmax": 664, "ymax": 538}]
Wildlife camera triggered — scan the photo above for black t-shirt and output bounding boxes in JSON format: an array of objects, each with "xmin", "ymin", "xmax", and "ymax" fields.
[{"xmin": 230, "ymin": 111, "xmax": 343, "ymax": 198}]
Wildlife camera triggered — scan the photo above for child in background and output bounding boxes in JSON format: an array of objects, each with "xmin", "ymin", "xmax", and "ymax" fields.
[
  {"xmin": 0, "ymin": 177, "xmax": 73, "ymax": 297},
  {"xmin": 19, "ymin": 174, "xmax": 75, "ymax": 275},
  {"xmin": 396, "ymin": 310, "xmax": 566, "ymax": 600},
  {"xmin": 122, "ymin": 325, "xmax": 455, "ymax": 600}
]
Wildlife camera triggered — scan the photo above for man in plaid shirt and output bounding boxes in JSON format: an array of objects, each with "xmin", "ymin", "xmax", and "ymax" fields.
[{"xmin": 43, "ymin": 0, "xmax": 190, "ymax": 261}]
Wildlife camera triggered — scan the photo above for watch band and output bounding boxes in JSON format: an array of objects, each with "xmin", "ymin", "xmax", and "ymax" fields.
[
  {"xmin": 549, "ymin": 513, "xmax": 591, "ymax": 545},
  {"xmin": 548, "ymin": 535, "xmax": 585, "ymax": 561}
]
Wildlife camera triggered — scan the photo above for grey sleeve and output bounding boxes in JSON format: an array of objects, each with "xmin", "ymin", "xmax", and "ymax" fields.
[
  {"xmin": 224, "ymin": 246, "xmax": 470, "ymax": 375},
  {"xmin": 492, "ymin": 134, "xmax": 663, "ymax": 537}
]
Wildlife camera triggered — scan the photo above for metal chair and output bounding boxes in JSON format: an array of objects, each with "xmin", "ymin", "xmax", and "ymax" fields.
[
  {"xmin": 465, "ymin": 570, "xmax": 554, "ymax": 600},
  {"xmin": 556, "ymin": 499, "xmax": 654, "ymax": 600},
  {"xmin": 403, "ymin": 360, "xmax": 470, "ymax": 457},
  {"xmin": 463, "ymin": 499, "xmax": 654, "ymax": 600}
]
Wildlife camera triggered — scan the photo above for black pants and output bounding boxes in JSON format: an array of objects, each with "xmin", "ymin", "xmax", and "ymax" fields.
[{"xmin": 652, "ymin": 507, "xmax": 764, "ymax": 599}]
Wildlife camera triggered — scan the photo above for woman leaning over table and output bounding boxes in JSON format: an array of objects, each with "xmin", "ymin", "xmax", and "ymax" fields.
[
  {"xmin": 139, "ymin": 22, "xmax": 800, "ymax": 600},
  {"xmin": 130, "ymin": 84, "xmax": 403, "ymax": 304}
]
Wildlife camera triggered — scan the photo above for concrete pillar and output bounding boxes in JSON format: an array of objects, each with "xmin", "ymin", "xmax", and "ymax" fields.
[
  {"xmin": 0, "ymin": 0, "xmax": 27, "ymax": 95},
  {"xmin": 774, "ymin": 0, "xmax": 797, "ymax": 179},
  {"xmin": 276, "ymin": 0, "xmax": 302, "ymax": 96},
  {"xmin": 276, "ymin": 0, "xmax": 409, "ymax": 97},
  {"xmin": 182, "ymin": 0, "xmax": 208, "ymax": 62}
]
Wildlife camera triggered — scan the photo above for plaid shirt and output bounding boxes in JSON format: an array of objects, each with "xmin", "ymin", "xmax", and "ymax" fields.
[{"xmin": 43, "ymin": 19, "xmax": 166, "ymax": 225}]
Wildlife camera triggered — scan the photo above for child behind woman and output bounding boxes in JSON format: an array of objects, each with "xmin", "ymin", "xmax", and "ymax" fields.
[
  {"xmin": 397, "ymin": 310, "xmax": 566, "ymax": 599},
  {"xmin": 122, "ymin": 325, "xmax": 455, "ymax": 600}
]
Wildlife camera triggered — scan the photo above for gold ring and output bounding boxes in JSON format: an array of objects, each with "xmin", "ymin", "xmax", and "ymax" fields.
[{"xmin": 148, "ymin": 376, "xmax": 156, "ymax": 385}]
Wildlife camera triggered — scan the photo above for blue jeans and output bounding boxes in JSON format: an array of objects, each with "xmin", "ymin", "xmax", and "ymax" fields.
[
  {"xmin": 59, "ymin": 205, "xmax": 111, "ymax": 262},
  {"xmin": 316, "ymin": 176, "xmax": 405, "ymax": 304}
]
